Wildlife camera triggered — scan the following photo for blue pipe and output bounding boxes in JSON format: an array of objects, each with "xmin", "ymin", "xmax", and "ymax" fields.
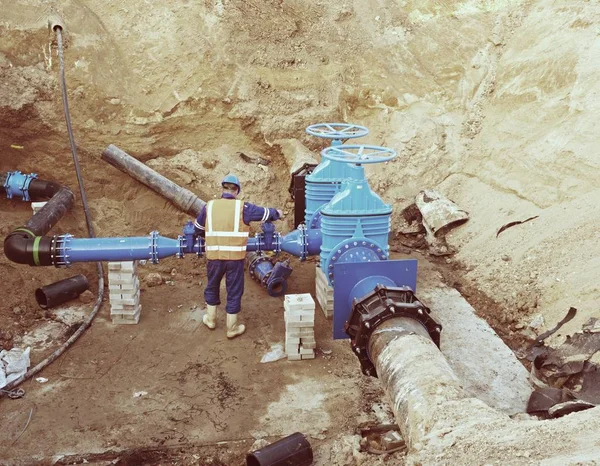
[
  {"xmin": 279, "ymin": 226, "xmax": 322, "ymax": 260},
  {"xmin": 248, "ymin": 253, "xmax": 293, "ymax": 297},
  {"xmin": 269, "ymin": 260, "xmax": 293, "ymax": 293},
  {"xmin": 348, "ymin": 275, "xmax": 396, "ymax": 311},
  {"xmin": 3, "ymin": 171, "xmax": 38, "ymax": 201},
  {"xmin": 54, "ymin": 232, "xmax": 196, "ymax": 266},
  {"xmin": 50, "ymin": 222, "xmax": 323, "ymax": 266}
]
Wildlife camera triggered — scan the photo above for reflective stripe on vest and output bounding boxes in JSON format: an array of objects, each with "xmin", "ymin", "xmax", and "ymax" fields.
[{"xmin": 205, "ymin": 199, "xmax": 249, "ymax": 260}]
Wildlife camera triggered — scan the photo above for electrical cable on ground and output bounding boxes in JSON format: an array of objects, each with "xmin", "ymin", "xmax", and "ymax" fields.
[{"xmin": 1, "ymin": 23, "xmax": 105, "ymax": 396}]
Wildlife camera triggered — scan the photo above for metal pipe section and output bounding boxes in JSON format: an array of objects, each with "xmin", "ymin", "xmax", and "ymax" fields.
[
  {"xmin": 2, "ymin": 170, "xmax": 38, "ymax": 201},
  {"xmin": 3, "ymin": 172, "xmax": 75, "ymax": 266},
  {"xmin": 368, "ymin": 318, "xmax": 466, "ymax": 449},
  {"xmin": 101, "ymin": 144, "xmax": 205, "ymax": 217},
  {"xmin": 52, "ymin": 232, "xmax": 190, "ymax": 266},
  {"xmin": 279, "ymin": 226, "xmax": 322, "ymax": 259},
  {"xmin": 248, "ymin": 253, "xmax": 293, "ymax": 297},
  {"xmin": 4, "ymin": 205, "xmax": 323, "ymax": 267}
]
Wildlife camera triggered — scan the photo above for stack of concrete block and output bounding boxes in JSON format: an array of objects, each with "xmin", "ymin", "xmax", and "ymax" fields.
[
  {"xmin": 31, "ymin": 201, "xmax": 47, "ymax": 214},
  {"xmin": 315, "ymin": 265, "xmax": 333, "ymax": 319},
  {"xmin": 284, "ymin": 293, "xmax": 316, "ymax": 361},
  {"xmin": 108, "ymin": 261, "xmax": 141, "ymax": 324}
]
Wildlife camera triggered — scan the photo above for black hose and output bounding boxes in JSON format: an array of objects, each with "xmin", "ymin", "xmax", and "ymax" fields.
[{"xmin": 2, "ymin": 23, "xmax": 105, "ymax": 394}]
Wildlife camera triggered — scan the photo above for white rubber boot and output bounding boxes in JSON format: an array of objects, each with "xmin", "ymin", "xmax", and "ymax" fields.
[
  {"xmin": 226, "ymin": 313, "xmax": 246, "ymax": 339},
  {"xmin": 203, "ymin": 304, "xmax": 217, "ymax": 329}
]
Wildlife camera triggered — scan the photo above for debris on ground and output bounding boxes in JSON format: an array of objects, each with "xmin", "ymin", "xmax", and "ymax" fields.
[
  {"xmin": 395, "ymin": 190, "xmax": 468, "ymax": 256},
  {"xmin": 496, "ymin": 216, "xmax": 539, "ymax": 237},
  {"xmin": 0, "ymin": 347, "xmax": 31, "ymax": 388},
  {"xmin": 79, "ymin": 290, "xmax": 94, "ymax": 304},
  {"xmin": 526, "ymin": 315, "xmax": 599, "ymax": 418},
  {"xmin": 260, "ymin": 344, "xmax": 286, "ymax": 363}
]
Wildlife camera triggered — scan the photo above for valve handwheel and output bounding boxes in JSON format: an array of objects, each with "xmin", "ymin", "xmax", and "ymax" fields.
[
  {"xmin": 306, "ymin": 123, "xmax": 369, "ymax": 140},
  {"xmin": 321, "ymin": 145, "xmax": 397, "ymax": 165}
]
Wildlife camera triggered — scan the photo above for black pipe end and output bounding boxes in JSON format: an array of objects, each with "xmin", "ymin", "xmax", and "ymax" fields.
[
  {"xmin": 35, "ymin": 274, "xmax": 89, "ymax": 309},
  {"xmin": 35, "ymin": 288, "xmax": 50, "ymax": 309},
  {"xmin": 246, "ymin": 432, "xmax": 312, "ymax": 466}
]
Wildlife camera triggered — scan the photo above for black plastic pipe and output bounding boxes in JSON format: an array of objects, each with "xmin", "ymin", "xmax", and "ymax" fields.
[
  {"xmin": 101, "ymin": 144, "xmax": 206, "ymax": 217},
  {"xmin": 35, "ymin": 274, "xmax": 89, "ymax": 309},
  {"xmin": 246, "ymin": 432, "xmax": 313, "ymax": 466},
  {"xmin": 3, "ymin": 173, "xmax": 75, "ymax": 265}
]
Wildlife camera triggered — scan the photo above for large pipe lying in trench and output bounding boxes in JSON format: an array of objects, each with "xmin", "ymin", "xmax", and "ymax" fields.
[
  {"xmin": 101, "ymin": 144, "xmax": 206, "ymax": 217},
  {"xmin": 345, "ymin": 283, "xmax": 504, "ymax": 451},
  {"xmin": 368, "ymin": 318, "xmax": 467, "ymax": 448}
]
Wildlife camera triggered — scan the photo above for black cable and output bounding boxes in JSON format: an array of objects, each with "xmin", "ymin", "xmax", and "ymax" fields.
[
  {"xmin": 56, "ymin": 27, "xmax": 96, "ymax": 237},
  {"xmin": 1, "ymin": 25, "xmax": 105, "ymax": 395}
]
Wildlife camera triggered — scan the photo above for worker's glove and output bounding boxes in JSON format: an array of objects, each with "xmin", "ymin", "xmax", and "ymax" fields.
[{"xmin": 276, "ymin": 209, "xmax": 284, "ymax": 219}]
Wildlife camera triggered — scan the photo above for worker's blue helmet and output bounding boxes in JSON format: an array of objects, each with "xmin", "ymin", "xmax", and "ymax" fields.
[{"xmin": 221, "ymin": 173, "xmax": 241, "ymax": 193}]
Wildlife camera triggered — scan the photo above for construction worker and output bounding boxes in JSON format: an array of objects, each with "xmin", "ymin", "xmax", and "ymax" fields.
[{"xmin": 193, "ymin": 174, "xmax": 283, "ymax": 338}]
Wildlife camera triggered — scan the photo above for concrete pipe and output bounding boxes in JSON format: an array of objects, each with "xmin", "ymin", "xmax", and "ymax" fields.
[{"xmin": 102, "ymin": 144, "xmax": 205, "ymax": 217}]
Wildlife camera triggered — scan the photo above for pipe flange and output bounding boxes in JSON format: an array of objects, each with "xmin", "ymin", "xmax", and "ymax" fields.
[
  {"xmin": 53, "ymin": 234, "xmax": 72, "ymax": 267},
  {"xmin": 296, "ymin": 224, "xmax": 309, "ymax": 260},
  {"xmin": 176, "ymin": 235, "xmax": 185, "ymax": 258},
  {"xmin": 273, "ymin": 231, "xmax": 282, "ymax": 255},
  {"xmin": 345, "ymin": 284, "xmax": 442, "ymax": 378},
  {"xmin": 148, "ymin": 231, "xmax": 159, "ymax": 263},
  {"xmin": 325, "ymin": 238, "xmax": 388, "ymax": 285}
]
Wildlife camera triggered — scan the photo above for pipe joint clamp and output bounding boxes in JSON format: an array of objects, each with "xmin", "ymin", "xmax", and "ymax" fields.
[{"xmin": 345, "ymin": 284, "xmax": 442, "ymax": 377}]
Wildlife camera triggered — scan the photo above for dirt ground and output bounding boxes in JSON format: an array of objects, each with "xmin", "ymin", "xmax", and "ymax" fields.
[{"xmin": 1, "ymin": 0, "xmax": 600, "ymax": 464}]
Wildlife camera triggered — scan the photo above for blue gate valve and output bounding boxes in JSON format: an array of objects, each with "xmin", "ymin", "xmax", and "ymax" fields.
[{"xmin": 261, "ymin": 221, "xmax": 276, "ymax": 251}]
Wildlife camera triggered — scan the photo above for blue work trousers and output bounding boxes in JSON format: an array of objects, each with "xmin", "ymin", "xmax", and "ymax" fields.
[{"xmin": 204, "ymin": 259, "xmax": 245, "ymax": 314}]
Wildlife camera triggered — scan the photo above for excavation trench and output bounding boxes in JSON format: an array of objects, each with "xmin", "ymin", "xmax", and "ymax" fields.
[{"xmin": 2, "ymin": 2, "xmax": 600, "ymax": 463}]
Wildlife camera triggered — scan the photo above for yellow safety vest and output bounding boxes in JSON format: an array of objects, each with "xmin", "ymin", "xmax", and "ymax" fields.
[{"xmin": 205, "ymin": 199, "xmax": 250, "ymax": 260}]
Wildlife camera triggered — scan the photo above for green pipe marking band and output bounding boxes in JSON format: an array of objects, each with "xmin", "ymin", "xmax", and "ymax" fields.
[
  {"xmin": 33, "ymin": 236, "xmax": 42, "ymax": 266},
  {"xmin": 13, "ymin": 227, "xmax": 35, "ymax": 237}
]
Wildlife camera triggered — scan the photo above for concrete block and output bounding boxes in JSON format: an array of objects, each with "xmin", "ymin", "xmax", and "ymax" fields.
[
  {"xmin": 109, "ymin": 289, "xmax": 138, "ymax": 300},
  {"xmin": 287, "ymin": 353, "xmax": 302, "ymax": 361},
  {"xmin": 108, "ymin": 277, "xmax": 139, "ymax": 291},
  {"xmin": 284, "ymin": 293, "xmax": 315, "ymax": 311},
  {"xmin": 110, "ymin": 300, "xmax": 139, "ymax": 311},
  {"xmin": 315, "ymin": 265, "xmax": 333, "ymax": 319},
  {"xmin": 108, "ymin": 261, "xmax": 137, "ymax": 272},
  {"xmin": 109, "ymin": 278, "xmax": 138, "ymax": 286},
  {"xmin": 111, "ymin": 304, "xmax": 141, "ymax": 316},
  {"xmin": 109, "ymin": 295, "xmax": 139, "ymax": 306},
  {"xmin": 108, "ymin": 272, "xmax": 136, "ymax": 282},
  {"xmin": 300, "ymin": 353, "xmax": 315, "ymax": 360},
  {"xmin": 112, "ymin": 312, "xmax": 140, "ymax": 325},
  {"xmin": 285, "ymin": 336, "xmax": 300, "ymax": 344},
  {"xmin": 31, "ymin": 201, "xmax": 47, "ymax": 214},
  {"xmin": 285, "ymin": 320, "xmax": 309, "ymax": 329},
  {"xmin": 286, "ymin": 346, "xmax": 300, "ymax": 355},
  {"xmin": 300, "ymin": 340, "xmax": 316, "ymax": 349},
  {"xmin": 300, "ymin": 346, "xmax": 314, "ymax": 355}
]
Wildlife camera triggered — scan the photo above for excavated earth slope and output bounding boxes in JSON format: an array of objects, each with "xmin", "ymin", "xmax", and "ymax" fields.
[{"xmin": 1, "ymin": 0, "xmax": 599, "ymax": 464}]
